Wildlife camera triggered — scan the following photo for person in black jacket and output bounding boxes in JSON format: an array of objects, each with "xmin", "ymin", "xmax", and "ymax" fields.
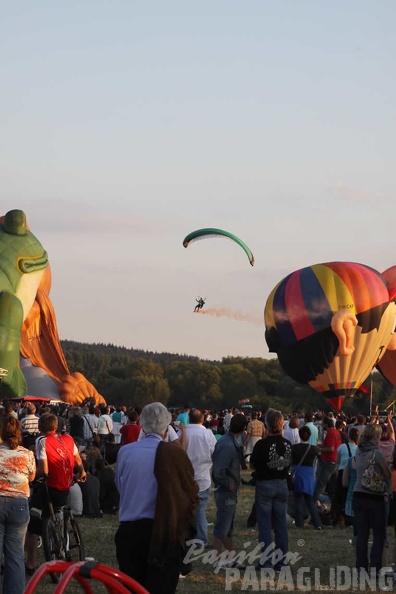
[
  {"xmin": 79, "ymin": 460, "xmax": 102, "ymax": 517},
  {"xmin": 250, "ymin": 408, "xmax": 292, "ymax": 571}
]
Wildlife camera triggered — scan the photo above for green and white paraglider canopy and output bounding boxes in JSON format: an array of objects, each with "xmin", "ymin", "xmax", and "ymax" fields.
[{"xmin": 182, "ymin": 228, "xmax": 254, "ymax": 266}]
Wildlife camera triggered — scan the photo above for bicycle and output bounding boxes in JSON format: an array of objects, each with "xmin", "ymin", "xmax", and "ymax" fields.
[{"xmin": 37, "ymin": 477, "xmax": 86, "ymax": 583}]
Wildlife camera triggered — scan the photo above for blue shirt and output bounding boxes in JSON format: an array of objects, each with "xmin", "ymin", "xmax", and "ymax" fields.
[
  {"xmin": 115, "ymin": 433, "xmax": 161, "ymax": 521},
  {"xmin": 305, "ymin": 422, "xmax": 319, "ymax": 445},
  {"xmin": 176, "ymin": 411, "xmax": 189, "ymax": 426}
]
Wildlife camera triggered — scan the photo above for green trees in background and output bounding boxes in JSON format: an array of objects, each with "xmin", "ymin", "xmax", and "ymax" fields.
[{"xmin": 61, "ymin": 340, "xmax": 396, "ymax": 414}]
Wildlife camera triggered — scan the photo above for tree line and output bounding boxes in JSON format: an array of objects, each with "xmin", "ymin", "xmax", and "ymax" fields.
[{"xmin": 61, "ymin": 340, "xmax": 396, "ymax": 415}]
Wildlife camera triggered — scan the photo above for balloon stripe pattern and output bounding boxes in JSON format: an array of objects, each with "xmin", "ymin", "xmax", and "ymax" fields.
[
  {"xmin": 265, "ymin": 262, "xmax": 390, "ymax": 349},
  {"xmin": 265, "ymin": 261, "xmax": 395, "ymax": 412}
]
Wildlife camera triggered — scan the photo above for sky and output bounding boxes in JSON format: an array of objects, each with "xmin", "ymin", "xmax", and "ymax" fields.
[{"xmin": 1, "ymin": 1, "xmax": 396, "ymax": 361}]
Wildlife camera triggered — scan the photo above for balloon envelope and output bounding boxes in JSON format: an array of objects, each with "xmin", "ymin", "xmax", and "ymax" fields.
[
  {"xmin": 376, "ymin": 265, "xmax": 396, "ymax": 385},
  {"xmin": 265, "ymin": 262, "xmax": 396, "ymax": 411}
]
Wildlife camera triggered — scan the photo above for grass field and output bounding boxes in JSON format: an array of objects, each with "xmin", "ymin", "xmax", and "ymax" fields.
[{"xmin": 28, "ymin": 471, "xmax": 393, "ymax": 593}]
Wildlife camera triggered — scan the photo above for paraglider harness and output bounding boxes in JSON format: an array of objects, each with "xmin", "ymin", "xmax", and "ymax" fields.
[{"xmin": 194, "ymin": 298, "xmax": 205, "ymax": 312}]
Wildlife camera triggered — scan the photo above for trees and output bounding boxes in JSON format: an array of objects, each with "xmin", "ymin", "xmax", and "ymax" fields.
[{"xmin": 60, "ymin": 341, "xmax": 396, "ymax": 415}]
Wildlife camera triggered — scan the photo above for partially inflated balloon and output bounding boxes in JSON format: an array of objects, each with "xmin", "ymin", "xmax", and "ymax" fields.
[
  {"xmin": 265, "ymin": 262, "xmax": 396, "ymax": 411},
  {"xmin": 376, "ymin": 265, "xmax": 396, "ymax": 384}
]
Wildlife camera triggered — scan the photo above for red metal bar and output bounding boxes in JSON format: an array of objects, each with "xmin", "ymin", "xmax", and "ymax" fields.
[{"xmin": 24, "ymin": 560, "xmax": 150, "ymax": 594}]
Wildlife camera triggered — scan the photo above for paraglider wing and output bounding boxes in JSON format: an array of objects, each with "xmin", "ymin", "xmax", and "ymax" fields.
[
  {"xmin": 264, "ymin": 262, "xmax": 396, "ymax": 412},
  {"xmin": 183, "ymin": 228, "xmax": 254, "ymax": 266}
]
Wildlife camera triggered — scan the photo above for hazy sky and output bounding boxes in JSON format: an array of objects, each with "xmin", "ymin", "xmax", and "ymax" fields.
[{"xmin": 1, "ymin": 1, "xmax": 395, "ymax": 361}]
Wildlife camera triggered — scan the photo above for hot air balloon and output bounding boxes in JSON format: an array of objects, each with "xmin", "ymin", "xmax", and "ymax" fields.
[
  {"xmin": 376, "ymin": 265, "xmax": 396, "ymax": 384},
  {"xmin": 182, "ymin": 228, "xmax": 254, "ymax": 266},
  {"xmin": 264, "ymin": 262, "xmax": 396, "ymax": 412}
]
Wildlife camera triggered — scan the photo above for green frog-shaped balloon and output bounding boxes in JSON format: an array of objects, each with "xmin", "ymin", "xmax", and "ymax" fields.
[{"xmin": 0, "ymin": 209, "xmax": 49, "ymax": 396}]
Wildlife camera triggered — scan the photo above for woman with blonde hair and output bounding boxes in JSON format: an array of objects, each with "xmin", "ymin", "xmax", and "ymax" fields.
[{"xmin": 0, "ymin": 415, "xmax": 36, "ymax": 592}]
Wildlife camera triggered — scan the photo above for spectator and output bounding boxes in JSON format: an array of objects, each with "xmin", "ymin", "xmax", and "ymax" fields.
[
  {"xmin": 304, "ymin": 412, "xmax": 319, "ymax": 445},
  {"xmin": 115, "ymin": 402, "xmax": 198, "ymax": 593},
  {"xmin": 85, "ymin": 435, "xmax": 103, "ymax": 474},
  {"xmin": 250, "ymin": 409, "xmax": 292, "ymax": 571},
  {"xmin": 349, "ymin": 413, "xmax": 367, "ymax": 436},
  {"xmin": 314, "ymin": 412, "xmax": 324, "ymax": 443},
  {"xmin": 138, "ymin": 420, "xmax": 185, "ymax": 448},
  {"xmin": 283, "ymin": 415, "xmax": 300, "ymax": 445},
  {"xmin": 313, "ymin": 416, "xmax": 342, "ymax": 502},
  {"xmin": 291, "ymin": 425, "xmax": 322, "ymax": 530},
  {"xmin": 21, "ymin": 404, "xmax": 40, "ymax": 450},
  {"xmin": 185, "ymin": 408, "xmax": 217, "ymax": 547},
  {"xmin": 97, "ymin": 406, "xmax": 113, "ymax": 444},
  {"xmin": 67, "ymin": 482, "xmax": 83, "ymax": 516},
  {"xmin": 82, "ymin": 405, "xmax": 99, "ymax": 447},
  {"xmin": 223, "ymin": 409, "xmax": 233, "ymax": 433},
  {"xmin": 0, "ymin": 416, "xmax": 35, "ymax": 592},
  {"xmin": 21, "ymin": 404, "xmax": 39, "ymax": 434},
  {"xmin": 212, "ymin": 413, "xmax": 248, "ymax": 568},
  {"xmin": 176, "ymin": 404, "xmax": 191, "ymax": 427},
  {"xmin": 103, "ymin": 432, "xmax": 121, "ymax": 465},
  {"xmin": 243, "ymin": 412, "xmax": 267, "ymax": 464},
  {"xmin": 69, "ymin": 407, "xmax": 85, "ymax": 447},
  {"xmin": 25, "ymin": 413, "xmax": 86, "ymax": 573},
  {"xmin": 353, "ymin": 423, "xmax": 391, "ymax": 573},
  {"xmin": 332, "ymin": 428, "xmax": 360, "ymax": 525},
  {"xmin": 95, "ymin": 459, "xmax": 119, "ymax": 514},
  {"xmin": 52, "ymin": 405, "xmax": 67, "ymax": 434},
  {"xmin": 120, "ymin": 410, "xmax": 141, "ymax": 444},
  {"xmin": 79, "ymin": 460, "xmax": 102, "ymax": 517},
  {"xmin": 111, "ymin": 405, "xmax": 127, "ymax": 444},
  {"xmin": 2, "ymin": 401, "xmax": 17, "ymax": 420},
  {"xmin": 209, "ymin": 413, "xmax": 219, "ymax": 435}
]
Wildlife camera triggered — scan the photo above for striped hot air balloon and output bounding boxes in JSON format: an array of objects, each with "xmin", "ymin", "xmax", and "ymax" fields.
[
  {"xmin": 264, "ymin": 262, "xmax": 396, "ymax": 412},
  {"xmin": 376, "ymin": 265, "xmax": 396, "ymax": 385}
]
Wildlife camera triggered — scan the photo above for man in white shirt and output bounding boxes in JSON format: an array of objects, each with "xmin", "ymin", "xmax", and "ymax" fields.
[
  {"xmin": 97, "ymin": 406, "xmax": 113, "ymax": 443},
  {"xmin": 185, "ymin": 409, "xmax": 217, "ymax": 547}
]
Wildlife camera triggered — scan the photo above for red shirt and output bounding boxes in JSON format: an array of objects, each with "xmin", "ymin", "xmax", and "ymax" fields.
[
  {"xmin": 120, "ymin": 424, "xmax": 141, "ymax": 444},
  {"xmin": 37, "ymin": 433, "xmax": 76, "ymax": 491},
  {"xmin": 321, "ymin": 427, "xmax": 342, "ymax": 462}
]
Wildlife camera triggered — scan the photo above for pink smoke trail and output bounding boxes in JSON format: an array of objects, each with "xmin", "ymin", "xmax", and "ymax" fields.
[{"xmin": 196, "ymin": 308, "xmax": 262, "ymax": 325}]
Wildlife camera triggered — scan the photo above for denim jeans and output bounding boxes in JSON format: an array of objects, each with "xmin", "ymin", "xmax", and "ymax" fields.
[
  {"xmin": 0, "ymin": 495, "xmax": 30, "ymax": 594},
  {"xmin": 195, "ymin": 487, "xmax": 211, "ymax": 545},
  {"xmin": 213, "ymin": 489, "xmax": 237, "ymax": 539},
  {"xmin": 255, "ymin": 479, "xmax": 289, "ymax": 569},
  {"xmin": 353, "ymin": 494, "xmax": 386, "ymax": 572}
]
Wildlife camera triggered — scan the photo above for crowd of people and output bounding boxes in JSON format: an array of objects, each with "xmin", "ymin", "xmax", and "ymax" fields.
[{"xmin": 0, "ymin": 397, "xmax": 395, "ymax": 593}]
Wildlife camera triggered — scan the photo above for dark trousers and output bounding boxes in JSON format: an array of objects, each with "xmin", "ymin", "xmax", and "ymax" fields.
[
  {"xmin": 115, "ymin": 519, "xmax": 182, "ymax": 594},
  {"xmin": 353, "ymin": 494, "xmax": 386, "ymax": 573},
  {"xmin": 294, "ymin": 492, "xmax": 323, "ymax": 529},
  {"xmin": 331, "ymin": 469, "xmax": 348, "ymax": 522}
]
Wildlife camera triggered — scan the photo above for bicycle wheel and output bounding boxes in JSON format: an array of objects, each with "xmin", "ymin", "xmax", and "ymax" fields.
[
  {"xmin": 64, "ymin": 511, "xmax": 85, "ymax": 562},
  {"xmin": 42, "ymin": 516, "xmax": 64, "ymax": 584}
]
